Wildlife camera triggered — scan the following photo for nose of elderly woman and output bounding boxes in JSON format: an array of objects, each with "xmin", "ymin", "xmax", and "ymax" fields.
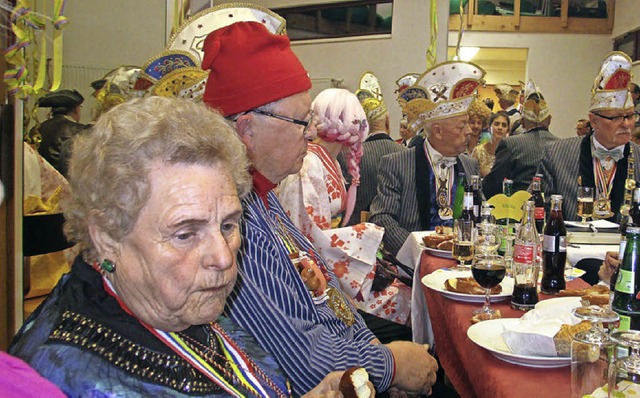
[{"xmin": 203, "ymin": 231, "xmax": 238, "ymax": 271}]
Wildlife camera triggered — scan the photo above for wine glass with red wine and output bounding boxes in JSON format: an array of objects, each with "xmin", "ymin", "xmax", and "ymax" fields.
[{"xmin": 471, "ymin": 254, "xmax": 506, "ymax": 317}]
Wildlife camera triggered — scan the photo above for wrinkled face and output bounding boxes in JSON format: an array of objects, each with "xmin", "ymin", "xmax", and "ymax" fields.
[
  {"xmin": 110, "ymin": 162, "xmax": 243, "ymax": 331},
  {"xmin": 491, "ymin": 116, "xmax": 509, "ymax": 139},
  {"xmin": 589, "ymin": 108, "xmax": 636, "ymax": 149},
  {"xmin": 433, "ymin": 114, "xmax": 471, "ymax": 156},
  {"xmin": 251, "ymin": 92, "xmax": 316, "ymax": 183},
  {"xmin": 469, "ymin": 115, "xmax": 485, "ymax": 136}
]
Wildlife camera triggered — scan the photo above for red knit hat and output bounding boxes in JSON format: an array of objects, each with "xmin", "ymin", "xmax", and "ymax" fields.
[{"xmin": 201, "ymin": 22, "xmax": 312, "ymax": 116}]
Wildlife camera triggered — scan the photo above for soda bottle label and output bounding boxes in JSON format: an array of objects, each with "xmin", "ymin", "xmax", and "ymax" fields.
[
  {"xmin": 513, "ymin": 243, "xmax": 535, "ymax": 263},
  {"xmin": 534, "ymin": 207, "xmax": 544, "ymax": 220},
  {"xmin": 615, "ymin": 269, "xmax": 635, "ymax": 294},
  {"xmin": 542, "ymin": 235, "xmax": 566, "ymax": 252}
]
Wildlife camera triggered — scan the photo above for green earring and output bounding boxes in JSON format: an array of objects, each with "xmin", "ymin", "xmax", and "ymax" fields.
[{"xmin": 101, "ymin": 259, "xmax": 116, "ymax": 273}]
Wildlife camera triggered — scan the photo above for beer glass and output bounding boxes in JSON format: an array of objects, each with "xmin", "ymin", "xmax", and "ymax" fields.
[
  {"xmin": 475, "ymin": 223, "xmax": 501, "ymax": 256},
  {"xmin": 570, "ymin": 306, "xmax": 619, "ymax": 398},
  {"xmin": 577, "ymin": 187, "xmax": 594, "ymax": 225},
  {"xmin": 471, "ymin": 254, "xmax": 505, "ymax": 316},
  {"xmin": 452, "ymin": 219, "xmax": 475, "ymax": 270},
  {"xmin": 609, "ymin": 330, "xmax": 640, "ymax": 397}
]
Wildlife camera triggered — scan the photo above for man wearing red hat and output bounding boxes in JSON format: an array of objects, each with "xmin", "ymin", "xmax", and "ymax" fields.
[{"xmin": 201, "ymin": 20, "xmax": 437, "ymax": 396}]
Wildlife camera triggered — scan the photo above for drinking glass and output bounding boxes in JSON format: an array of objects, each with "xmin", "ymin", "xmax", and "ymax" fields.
[
  {"xmin": 471, "ymin": 254, "xmax": 506, "ymax": 317},
  {"xmin": 452, "ymin": 219, "xmax": 475, "ymax": 270},
  {"xmin": 577, "ymin": 187, "xmax": 595, "ymax": 225},
  {"xmin": 476, "ymin": 223, "xmax": 501, "ymax": 256},
  {"xmin": 570, "ymin": 306, "xmax": 619, "ymax": 398},
  {"xmin": 609, "ymin": 330, "xmax": 640, "ymax": 397}
]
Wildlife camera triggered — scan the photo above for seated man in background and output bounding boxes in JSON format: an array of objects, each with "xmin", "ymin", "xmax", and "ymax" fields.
[
  {"xmin": 369, "ymin": 61, "xmax": 484, "ymax": 256},
  {"xmin": 199, "ymin": 9, "xmax": 437, "ymax": 396},
  {"xmin": 483, "ymin": 79, "xmax": 558, "ymax": 198}
]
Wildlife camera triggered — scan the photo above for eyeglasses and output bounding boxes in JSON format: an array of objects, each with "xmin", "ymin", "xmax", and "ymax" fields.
[
  {"xmin": 248, "ymin": 109, "xmax": 315, "ymax": 135},
  {"xmin": 592, "ymin": 112, "xmax": 638, "ymax": 123}
]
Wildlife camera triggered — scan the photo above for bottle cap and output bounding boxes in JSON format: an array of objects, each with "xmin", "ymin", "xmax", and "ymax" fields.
[{"xmin": 550, "ymin": 194, "xmax": 563, "ymax": 200}]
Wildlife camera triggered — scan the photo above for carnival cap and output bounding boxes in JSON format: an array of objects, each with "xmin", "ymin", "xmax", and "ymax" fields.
[
  {"xmin": 395, "ymin": 73, "xmax": 420, "ymax": 95},
  {"xmin": 38, "ymin": 89, "xmax": 84, "ymax": 108},
  {"xmin": 494, "ymin": 83, "xmax": 518, "ymax": 103},
  {"xmin": 135, "ymin": 50, "xmax": 208, "ymax": 101},
  {"xmin": 355, "ymin": 71, "xmax": 388, "ymax": 121},
  {"xmin": 522, "ymin": 78, "xmax": 550, "ymax": 123},
  {"xmin": 404, "ymin": 61, "xmax": 485, "ymax": 129},
  {"xmin": 590, "ymin": 51, "xmax": 634, "ymax": 112},
  {"xmin": 201, "ymin": 21, "xmax": 311, "ymax": 116}
]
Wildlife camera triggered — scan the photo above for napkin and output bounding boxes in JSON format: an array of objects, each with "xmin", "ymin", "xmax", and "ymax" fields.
[
  {"xmin": 565, "ymin": 219, "xmax": 619, "ymax": 229},
  {"xmin": 501, "ymin": 298, "xmax": 582, "ymax": 357}
]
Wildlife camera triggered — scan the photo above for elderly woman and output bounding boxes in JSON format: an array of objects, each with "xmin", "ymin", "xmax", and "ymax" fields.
[
  {"xmin": 277, "ymin": 88, "xmax": 411, "ymax": 331},
  {"xmin": 467, "ymin": 98, "xmax": 492, "ymax": 154},
  {"xmin": 472, "ymin": 110, "xmax": 511, "ymax": 178},
  {"xmin": 9, "ymin": 97, "xmax": 369, "ymax": 397}
]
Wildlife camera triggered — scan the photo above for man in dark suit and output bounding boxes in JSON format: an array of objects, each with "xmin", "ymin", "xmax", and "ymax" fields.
[
  {"xmin": 342, "ymin": 88, "xmax": 406, "ymax": 226},
  {"xmin": 483, "ymin": 79, "xmax": 558, "ymax": 198},
  {"xmin": 369, "ymin": 61, "xmax": 485, "ymax": 256},
  {"xmin": 29, "ymin": 90, "xmax": 91, "ymax": 177},
  {"xmin": 538, "ymin": 51, "xmax": 640, "ymax": 223}
]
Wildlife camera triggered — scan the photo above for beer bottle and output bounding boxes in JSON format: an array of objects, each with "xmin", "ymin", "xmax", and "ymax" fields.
[
  {"xmin": 541, "ymin": 195, "xmax": 567, "ymax": 294},
  {"xmin": 452, "ymin": 172, "xmax": 466, "ymax": 220},
  {"xmin": 459, "ymin": 181, "xmax": 475, "ymax": 222},
  {"xmin": 531, "ymin": 176, "xmax": 545, "ymax": 234},
  {"xmin": 630, "ymin": 187, "xmax": 640, "ymax": 227},
  {"xmin": 511, "ymin": 201, "xmax": 540, "ymax": 310},
  {"xmin": 612, "ymin": 227, "xmax": 640, "ymax": 331},
  {"xmin": 614, "ymin": 188, "xmax": 640, "ymax": 294},
  {"xmin": 471, "ymin": 175, "xmax": 482, "ymax": 222},
  {"xmin": 497, "ymin": 179, "xmax": 515, "ymax": 256}
]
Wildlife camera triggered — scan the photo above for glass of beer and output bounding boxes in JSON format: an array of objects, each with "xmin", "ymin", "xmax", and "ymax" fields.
[
  {"xmin": 577, "ymin": 187, "xmax": 594, "ymax": 225},
  {"xmin": 452, "ymin": 219, "xmax": 475, "ymax": 270}
]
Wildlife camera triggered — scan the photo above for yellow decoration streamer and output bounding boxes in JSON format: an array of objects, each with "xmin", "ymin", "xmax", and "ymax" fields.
[
  {"xmin": 32, "ymin": 0, "xmax": 47, "ymax": 93},
  {"xmin": 425, "ymin": 0, "xmax": 437, "ymax": 69},
  {"xmin": 455, "ymin": 0, "xmax": 466, "ymax": 60},
  {"xmin": 51, "ymin": 0, "xmax": 69, "ymax": 91}
]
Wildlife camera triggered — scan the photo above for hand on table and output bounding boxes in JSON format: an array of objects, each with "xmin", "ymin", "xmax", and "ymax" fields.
[
  {"xmin": 301, "ymin": 371, "xmax": 375, "ymax": 398},
  {"xmin": 598, "ymin": 251, "xmax": 619, "ymax": 285},
  {"xmin": 386, "ymin": 341, "xmax": 438, "ymax": 396}
]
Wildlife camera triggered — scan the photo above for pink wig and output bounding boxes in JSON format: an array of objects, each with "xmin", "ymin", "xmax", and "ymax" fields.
[{"xmin": 312, "ymin": 88, "xmax": 369, "ymax": 226}]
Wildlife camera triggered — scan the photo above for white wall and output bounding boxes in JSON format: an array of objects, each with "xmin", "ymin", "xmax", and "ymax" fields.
[{"xmin": 613, "ymin": 0, "xmax": 640, "ymax": 38}]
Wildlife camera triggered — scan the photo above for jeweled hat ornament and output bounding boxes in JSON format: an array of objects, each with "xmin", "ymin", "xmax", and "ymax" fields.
[
  {"xmin": 522, "ymin": 78, "xmax": 550, "ymax": 123},
  {"xmin": 404, "ymin": 61, "xmax": 486, "ymax": 129},
  {"xmin": 355, "ymin": 71, "xmax": 388, "ymax": 121},
  {"xmin": 590, "ymin": 51, "xmax": 634, "ymax": 112},
  {"xmin": 395, "ymin": 72, "xmax": 420, "ymax": 97},
  {"xmin": 494, "ymin": 83, "xmax": 518, "ymax": 102},
  {"xmin": 135, "ymin": 50, "xmax": 208, "ymax": 101}
]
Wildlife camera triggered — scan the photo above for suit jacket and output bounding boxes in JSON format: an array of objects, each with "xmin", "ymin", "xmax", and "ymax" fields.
[
  {"xmin": 538, "ymin": 135, "xmax": 640, "ymax": 222},
  {"xmin": 342, "ymin": 133, "xmax": 406, "ymax": 226},
  {"xmin": 483, "ymin": 127, "xmax": 558, "ymax": 198},
  {"xmin": 369, "ymin": 145, "xmax": 480, "ymax": 255}
]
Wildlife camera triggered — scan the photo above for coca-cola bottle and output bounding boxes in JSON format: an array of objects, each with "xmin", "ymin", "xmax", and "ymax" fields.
[
  {"xmin": 541, "ymin": 195, "xmax": 567, "ymax": 294},
  {"xmin": 471, "ymin": 175, "xmax": 482, "ymax": 222},
  {"xmin": 511, "ymin": 201, "xmax": 540, "ymax": 310},
  {"xmin": 612, "ymin": 226, "xmax": 640, "ymax": 331},
  {"xmin": 531, "ymin": 176, "xmax": 545, "ymax": 234}
]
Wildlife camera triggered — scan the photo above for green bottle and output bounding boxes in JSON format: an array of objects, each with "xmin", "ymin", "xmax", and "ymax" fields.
[
  {"xmin": 452, "ymin": 172, "xmax": 466, "ymax": 219},
  {"xmin": 613, "ymin": 226, "xmax": 640, "ymax": 331}
]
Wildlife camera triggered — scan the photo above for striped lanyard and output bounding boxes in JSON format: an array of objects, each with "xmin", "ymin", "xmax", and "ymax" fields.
[{"xmin": 101, "ymin": 275, "xmax": 286, "ymax": 398}]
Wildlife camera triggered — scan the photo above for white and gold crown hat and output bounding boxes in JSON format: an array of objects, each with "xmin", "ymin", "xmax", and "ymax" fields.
[
  {"xmin": 590, "ymin": 51, "xmax": 634, "ymax": 112},
  {"xmin": 355, "ymin": 71, "xmax": 388, "ymax": 121},
  {"xmin": 522, "ymin": 78, "xmax": 550, "ymax": 123},
  {"xmin": 405, "ymin": 61, "xmax": 485, "ymax": 128}
]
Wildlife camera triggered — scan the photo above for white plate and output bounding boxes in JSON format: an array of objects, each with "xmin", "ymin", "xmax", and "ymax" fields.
[
  {"xmin": 421, "ymin": 269, "xmax": 514, "ymax": 303},
  {"xmin": 422, "ymin": 244, "xmax": 454, "ymax": 259},
  {"xmin": 467, "ymin": 318, "xmax": 571, "ymax": 368}
]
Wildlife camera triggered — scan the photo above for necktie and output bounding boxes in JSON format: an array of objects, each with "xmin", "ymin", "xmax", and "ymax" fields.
[{"xmin": 593, "ymin": 147, "xmax": 624, "ymax": 162}]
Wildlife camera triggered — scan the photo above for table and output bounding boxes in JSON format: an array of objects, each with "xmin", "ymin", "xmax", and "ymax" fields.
[{"xmin": 420, "ymin": 252, "xmax": 590, "ymax": 398}]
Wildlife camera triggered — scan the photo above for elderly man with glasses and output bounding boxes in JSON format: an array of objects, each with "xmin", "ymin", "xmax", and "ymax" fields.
[
  {"xmin": 199, "ymin": 9, "xmax": 437, "ymax": 397},
  {"xmin": 538, "ymin": 52, "xmax": 640, "ymax": 222}
]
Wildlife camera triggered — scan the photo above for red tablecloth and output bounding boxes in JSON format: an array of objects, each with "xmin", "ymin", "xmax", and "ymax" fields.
[{"xmin": 420, "ymin": 252, "xmax": 590, "ymax": 398}]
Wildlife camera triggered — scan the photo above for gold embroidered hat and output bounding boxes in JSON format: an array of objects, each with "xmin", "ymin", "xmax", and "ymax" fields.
[
  {"xmin": 404, "ymin": 60, "xmax": 485, "ymax": 128},
  {"xmin": 395, "ymin": 73, "xmax": 420, "ymax": 97},
  {"xmin": 522, "ymin": 78, "xmax": 550, "ymax": 123},
  {"xmin": 590, "ymin": 51, "xmax": 634, "ymax": 112},
  {"xmin": 135, "ymin": 50, "xmax": 208, "ymax": 101},
  {"xmin": 355, "ymin": 71, "xmax": 388, "ymax": 121},
  {"xmin": 91, "ymin": 66, "xmax": 144, "ymax": 119},
  {"xmin": 494, "ymin": 83, "xmax": 519, "ymax": 103}
]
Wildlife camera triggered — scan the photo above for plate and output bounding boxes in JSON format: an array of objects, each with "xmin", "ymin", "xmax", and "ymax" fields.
[
  {"xmin": 421, "ymin": 269, "xmax": 514, "ymax": 303},
  {"xmin": 422, "ymin": 244, "xmax": 454, "ymax": 259},
  {"xmin": 467, "ymin": 318, "xmax": 571, "ymax": 368}
]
